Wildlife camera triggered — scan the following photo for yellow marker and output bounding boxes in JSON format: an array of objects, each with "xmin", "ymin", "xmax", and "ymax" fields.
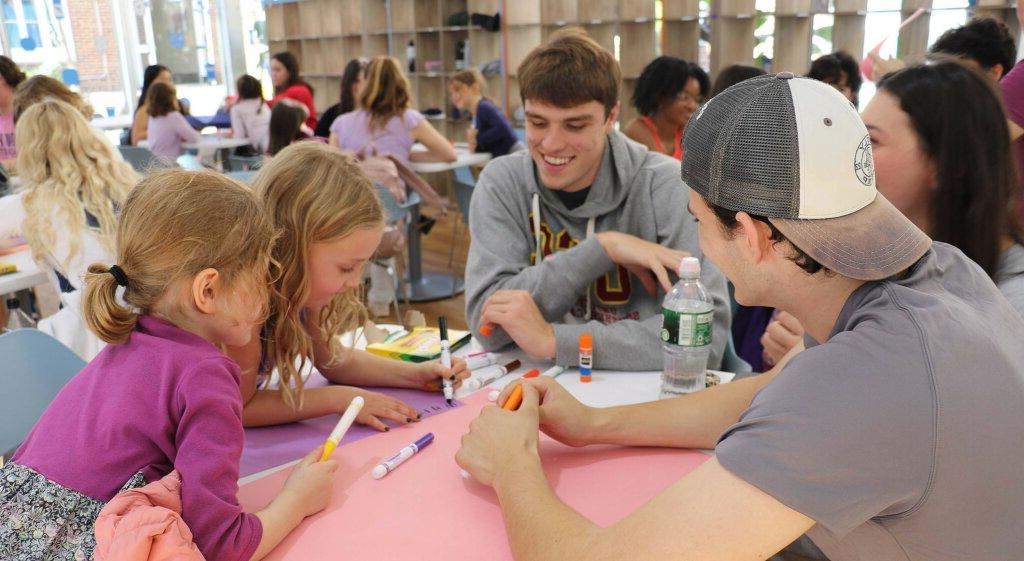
[{"xmin": 320, "ymin": 396, "xmax": 365, "ymax": 461}]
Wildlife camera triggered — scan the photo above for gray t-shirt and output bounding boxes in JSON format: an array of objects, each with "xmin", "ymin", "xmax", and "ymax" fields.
[
  {"xmin": 995, "ymin": 243, "xmax": 1024, "ymax": 319},
  {"xmin": 717, "ymin": 242, "xmax": 1024, "ymax": 561}
]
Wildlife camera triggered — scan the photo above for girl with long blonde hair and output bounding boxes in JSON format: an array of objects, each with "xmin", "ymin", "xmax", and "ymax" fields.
[
  {"xmin": 228, "ymin": 142, "xmax": 468, "ymax": 430},
  {"xmin": 0, "ymin": 98, "xmax": 139, "ymax": 293},
  {"xmin": 328, "ymin": 55, "xmax": 456, "ymax": 165}
]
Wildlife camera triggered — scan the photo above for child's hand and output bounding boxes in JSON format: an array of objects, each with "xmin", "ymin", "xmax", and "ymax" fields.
[
  {"xmin": 281, "ymin": 446, "xmax": 338, "ymax": 518},
  {"xmin": 411, "ymin": 356, "xmax": 470, "ymax": 393},
  {"xmin": 334, "ymin": 386, "xmax": 421, "ymax": 431}
]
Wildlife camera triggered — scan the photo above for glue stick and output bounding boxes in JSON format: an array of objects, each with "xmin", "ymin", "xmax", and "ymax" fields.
[{"xmin": 579, "ymin": 333, "xmax": 592, "ymax": 383}]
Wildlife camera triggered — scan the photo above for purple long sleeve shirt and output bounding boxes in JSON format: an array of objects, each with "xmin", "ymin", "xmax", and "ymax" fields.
[
  {"xmin": 147, "ymin": 110, "xmax": 201, "ymax": 163},
  {"xmin": 13, "ymin": 316, "xmax": 262, "ymax": 561}
]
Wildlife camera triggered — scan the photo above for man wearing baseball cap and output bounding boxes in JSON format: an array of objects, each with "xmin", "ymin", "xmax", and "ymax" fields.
[{"xmin": 456, "ymin": 73, "xmax": 1024, "ymax": 560}]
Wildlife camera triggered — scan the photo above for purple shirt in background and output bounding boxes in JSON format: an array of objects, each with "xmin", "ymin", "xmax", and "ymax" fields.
[
  {"xmin": 13, "ymin": 316, "xmax": 262, "ymax": 561},
  {"xmin": 147, "ymin": 111, "xmax": 201, "ymax": 164},
  {"xmin": 329, "ymin": 108, "xmax": 424, "ymax": 165},
  {"xmin": 0, "ymin": 112, "xmax": 16, "ymax": 161},
  {"xmin": 1000, "ymin": 60, "xmax": 1024, "ymax": 221}
]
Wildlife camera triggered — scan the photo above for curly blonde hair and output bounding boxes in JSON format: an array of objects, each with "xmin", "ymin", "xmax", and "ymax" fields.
[
  {"xmin": 251, "ymin": 142, "xmax": 383, "ymax": 409},
  {"xmin": 17, "ymin": 99, "xmax": 140, "ymax": 274}
]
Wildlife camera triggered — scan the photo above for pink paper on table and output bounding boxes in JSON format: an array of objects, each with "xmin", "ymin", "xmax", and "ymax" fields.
[
  {"xmin": 238, "ymin": 391, "xmax": 710, "ymax": 560},
  {"xmin": 240, "ymin": 371, "xmax": 460, "ymax": 477}
]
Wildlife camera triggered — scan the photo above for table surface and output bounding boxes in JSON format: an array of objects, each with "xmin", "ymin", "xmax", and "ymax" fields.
[
  {"xmin": 90, "ymin": 115, "xmax": 133, "ymax": 131},
  {"xmin": 0, "ymin": 248, "xmax": 47, "ymax": 295},
  {"xmin": 409, "ymin": 145, "xmax": 491, "ymax": 173},
  {"xmin": 240, "ymin": 326, "xmax": 731, "ymax": 484},
  {"xmin": 182, "ymin": 135, "xmax": 252, "ymax": 150}
]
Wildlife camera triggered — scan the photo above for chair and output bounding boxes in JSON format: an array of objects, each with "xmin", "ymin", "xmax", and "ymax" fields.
[
  {"xmin": 0, "ymin": 329, "xmax": 86, "ymax": 457},
  {"xmin": 452, "ymin": 165, "xmax": 475, "ymax": 226},
  {"xmin": 227, "ymin": 154, "xmax": 264, "ymax": 173},
  {"xmin": 118, "ymin": 145, "xmax": 172, "ymax": 174},
  {"xmin": 372, "ymin": 184, "xmax": 424, "ymax": 320}
]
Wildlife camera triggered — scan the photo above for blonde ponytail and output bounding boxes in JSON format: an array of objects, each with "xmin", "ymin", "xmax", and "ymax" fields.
[{"xmin": 82, "ymin": 263, "xmax": 139, "ymax": 344}]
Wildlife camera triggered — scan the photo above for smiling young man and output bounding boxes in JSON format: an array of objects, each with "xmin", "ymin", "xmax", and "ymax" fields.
[
  {"xmin": 464, "ymin": 29, "xmax": 730, "ymax": 370},
  {"xmin": 456, "ymin": 74, "xmax": 1024, "ymax": 560}
]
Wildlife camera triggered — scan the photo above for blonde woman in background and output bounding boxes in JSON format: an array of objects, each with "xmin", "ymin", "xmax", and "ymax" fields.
[{"xmin": 0, "ymin": 99, "xmax": 138, "ymax": 293}]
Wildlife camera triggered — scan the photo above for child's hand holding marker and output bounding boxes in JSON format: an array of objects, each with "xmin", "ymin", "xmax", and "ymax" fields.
[
  {"xmin": 405, "ymin": 355, "xmax": 470, "ymax": 394},
  {"xmin": 278, "ymin": 445, "xmax": 338, "ymax": 518},
  {"xmin": 456, "ymin": 383, "xmax": 542, "ymax": 487}
]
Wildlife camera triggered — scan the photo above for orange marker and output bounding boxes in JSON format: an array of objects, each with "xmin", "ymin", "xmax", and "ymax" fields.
[
  {"xmin": 502, "ymin": 384, "xmax": 524, "ymax": 411},
  {"xmin": 479, "ymin": 323, "xmax": 495, "ymax": 337},
  {"xmin": 522, "ymin": 368, "xmax": 540, "ymax": 378}
]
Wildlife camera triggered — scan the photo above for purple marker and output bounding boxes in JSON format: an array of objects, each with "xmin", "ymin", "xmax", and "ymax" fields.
[{"xmin": 372, "ymin": 433, "xmax": 434, "ymax": 479}]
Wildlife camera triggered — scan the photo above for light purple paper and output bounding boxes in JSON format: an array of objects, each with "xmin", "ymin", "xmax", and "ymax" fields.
[{"xmin": 241, "ymin": 371, "xmax": 461, "ymax": 477}]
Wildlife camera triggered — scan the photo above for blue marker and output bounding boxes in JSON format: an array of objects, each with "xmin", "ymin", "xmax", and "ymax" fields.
[{"xmin": 372, "ymin": 433, "xmax": 434, "ymax": 479}]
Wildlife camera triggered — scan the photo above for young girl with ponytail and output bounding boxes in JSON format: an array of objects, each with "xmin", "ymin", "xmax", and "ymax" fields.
[{"xmin": 0, "ymin": 170, "xmax": 336, "ymax": 561}]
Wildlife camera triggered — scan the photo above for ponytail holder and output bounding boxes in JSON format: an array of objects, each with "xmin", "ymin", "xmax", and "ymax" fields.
[{"xmin": 108, "ymin": 265, "xmax": 129, "ymax": 287}]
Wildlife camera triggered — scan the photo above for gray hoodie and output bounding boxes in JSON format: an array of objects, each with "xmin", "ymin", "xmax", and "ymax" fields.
[{"xmin": 465, "ymin": 130, "xmax": 730, "ymax": 371}]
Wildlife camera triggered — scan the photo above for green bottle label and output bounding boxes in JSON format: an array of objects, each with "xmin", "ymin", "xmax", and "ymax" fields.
[{"xmin": 661, "ymin": 308, "xmax": 713, "ymax": 347}]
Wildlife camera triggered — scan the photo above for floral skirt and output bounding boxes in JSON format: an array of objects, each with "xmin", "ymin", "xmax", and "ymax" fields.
[{"xmin": 0, "ymin": 462, "xmax": 145, "ymax": 561}]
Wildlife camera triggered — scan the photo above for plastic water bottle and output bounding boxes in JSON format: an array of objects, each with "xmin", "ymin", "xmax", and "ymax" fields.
[
  {"xmin": 660, "ymin": 257, "xmax": 712, "ymax": 397},
  {"xmin": 3, "ymin": 298, "xmax": 36, "ymax": 332}
]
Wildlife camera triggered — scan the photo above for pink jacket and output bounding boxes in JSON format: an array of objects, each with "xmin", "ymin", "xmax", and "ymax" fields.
[{"xmin": 94, "ymin": 470, "xmax": 205, "ymax": 561}]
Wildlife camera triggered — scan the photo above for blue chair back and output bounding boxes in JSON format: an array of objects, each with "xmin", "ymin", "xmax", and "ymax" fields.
[
  {"xmin": 0, "ymin": 329, "xmax": 86, "ymax": 455},
  {"xmin": 374, "ymin": 183, "xmax": 421, "ymax": 224},
  {"xmin": 453, "ymin": 166, "xmax": 475, "ymax": 225},
  {"xmin": 118, "ymin": 145, "xmax": 171, "ymax": 174}
]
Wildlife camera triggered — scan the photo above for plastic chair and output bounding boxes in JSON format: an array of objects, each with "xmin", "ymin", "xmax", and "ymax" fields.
[
  {"xmin": 453, "ymin": 165, "xmax": 475, "ymax": 226},
  {"xmin": 118, "ymin": 145, "xmax": 172, "ymax": 174},
  {"xmin": 227, "ymin": 154, "xmax": 264, "ymax": 172},
  {"xmin": 0, "ymin": 329, "xmax": 86, "ymax": 457}
]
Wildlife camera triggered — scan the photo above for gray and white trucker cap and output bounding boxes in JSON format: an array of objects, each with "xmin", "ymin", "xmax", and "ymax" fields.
[{"xmin": 681, "ymin": 72, "xmax": 931, "ymax": 281}]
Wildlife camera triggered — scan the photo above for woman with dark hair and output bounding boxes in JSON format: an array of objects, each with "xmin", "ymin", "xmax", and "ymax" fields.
[
  {"xmin": 864, "ymin": 58, "xmax": 1024, "ymax": 314},
  {"xmin": 314, "ymin": 58, "xmax": 367, "ymax": 137},
  {"xmin": 807, "ymin": 51, "xmax": 862, "ymax": 106},
  {"xmin": 131, "ymin": 64, "xmax": 172, "ymax": 145},
  {"xmin": 710, "ymin": 64, "xmax": 766, "ymax": 98},
  {"xmin": 269, "ymin": 51, "xmax": 316, "ymax": 130},
  {"xmin": 266, "ymin": 101, "xmax": 309, "ymax": 156},
  {"xmin": 230, "ymin": 74, "xmax": 271, "ymax": 153},
  {"xmin": 622, "ymin": 56, "xmax": 709, "ymax": 160},
  {"xmin": 0, "ymin": 55, "xmax": 27, "ymax": 169}
]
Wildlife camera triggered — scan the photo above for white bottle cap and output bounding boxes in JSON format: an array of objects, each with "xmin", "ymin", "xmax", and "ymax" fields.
[
  {"xmin": 487, "ymin": 389, "xmax": 500, "ymax": 402},
  {"xmin": 678, "ymin": 256, "xmax": 701, "ymax": 278}
]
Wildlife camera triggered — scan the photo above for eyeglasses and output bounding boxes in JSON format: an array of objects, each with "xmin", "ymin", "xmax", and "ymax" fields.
[{"xmin": 675, "ymin": 91, "xmax": 703, "ymax": 105}]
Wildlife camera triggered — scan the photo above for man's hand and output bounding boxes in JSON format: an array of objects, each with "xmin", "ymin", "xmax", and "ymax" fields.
[
  {"xmin": 595, "ymin": 231, "xmax": 689, "ymax": 296},
  {"xmin": 497, "ymin": 377, "xmax": 597, "ymax": 448},
  {"xmin": 456, "ymin": 384, "xmax": 542, "ymax": 487},
  {"xmin": 480, "ymin": 290, "xmax": 556, "ymax": 358}
]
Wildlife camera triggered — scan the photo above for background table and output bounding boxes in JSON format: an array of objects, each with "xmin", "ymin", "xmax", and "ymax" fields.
[
  {"xmin": 402, "ymin": 146, "xmax": 491, "ymax": 302},
  {"xmin": 0, "ymin": 248, "xmax": 48, "ymax": 295}
]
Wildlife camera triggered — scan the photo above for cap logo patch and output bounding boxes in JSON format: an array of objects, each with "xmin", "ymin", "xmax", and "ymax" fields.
[{"xmin": 854, "ymin": 135, "xmax": 874, "ymax": 186}]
